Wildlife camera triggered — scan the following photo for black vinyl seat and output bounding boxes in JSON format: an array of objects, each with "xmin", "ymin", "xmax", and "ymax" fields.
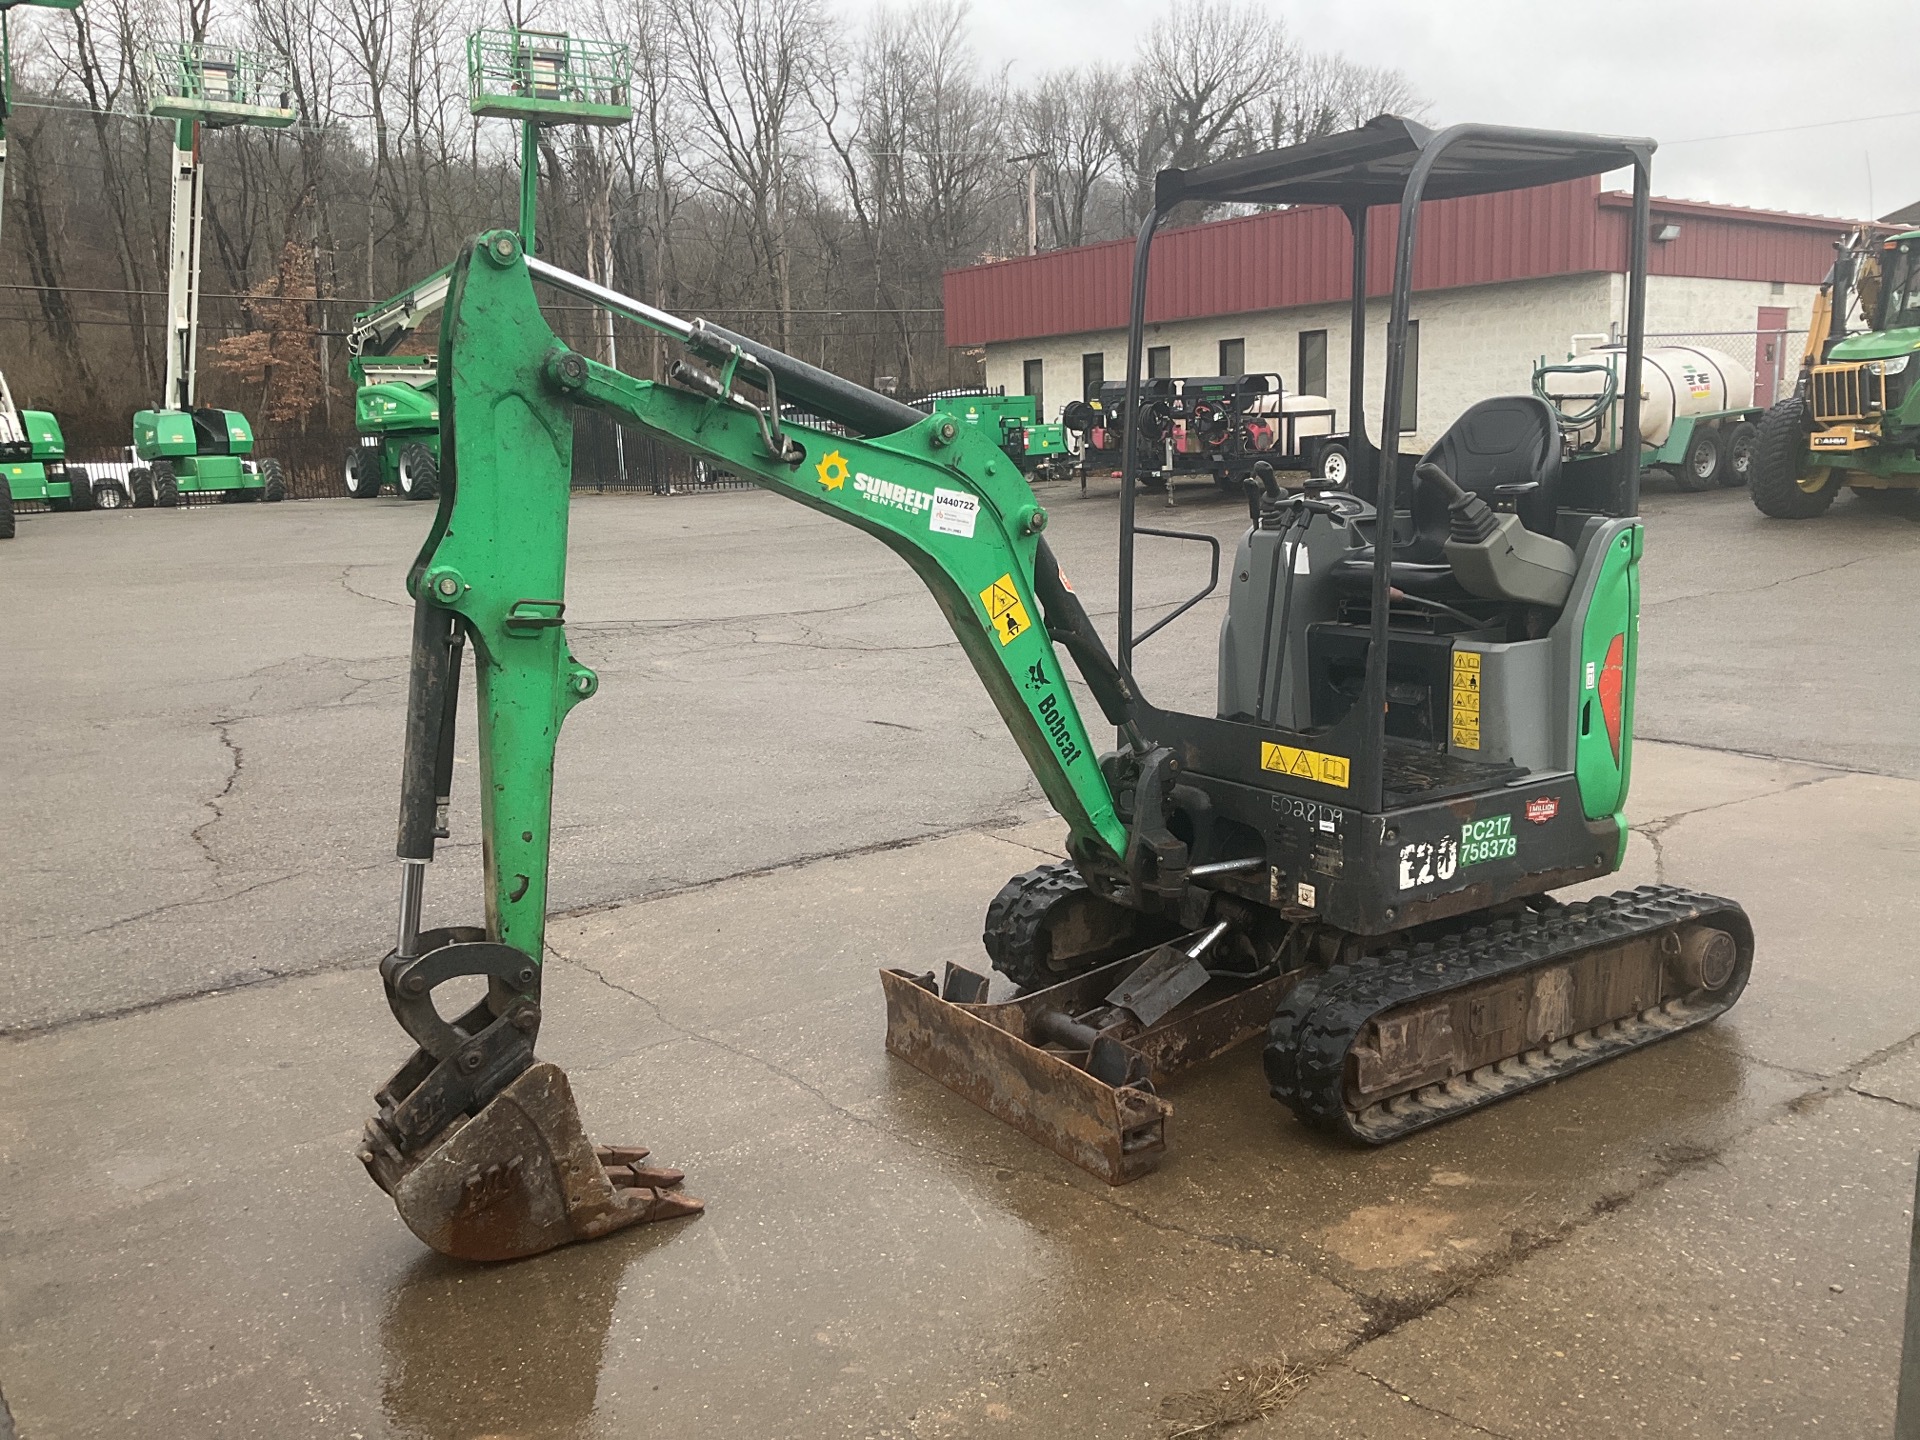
[{"xmin": 1331, "ymin": 395, "xmax": 1563, "ymax": 595}]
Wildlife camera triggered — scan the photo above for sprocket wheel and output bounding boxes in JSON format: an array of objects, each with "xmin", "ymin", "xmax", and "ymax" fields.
[{"xmin": 981, "ymin": 861, "xmax": 1169, "ymax": 992}]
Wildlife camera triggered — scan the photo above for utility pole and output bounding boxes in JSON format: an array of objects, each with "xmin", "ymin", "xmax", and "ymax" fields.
[{"xmin": 1008, "ymin": 150, "xmax": 1041, "ymax": 256}]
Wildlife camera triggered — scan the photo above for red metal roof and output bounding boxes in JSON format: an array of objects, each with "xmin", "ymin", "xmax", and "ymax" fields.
[{"xmin": 945, "ymin": 177, "xmax": 1858, "ymax": 348}]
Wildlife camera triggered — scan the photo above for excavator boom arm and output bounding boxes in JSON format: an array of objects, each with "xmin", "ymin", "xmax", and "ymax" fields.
[{"xmin": 403, "ymin": 232, "xmax": 1128, "ymax": 974}]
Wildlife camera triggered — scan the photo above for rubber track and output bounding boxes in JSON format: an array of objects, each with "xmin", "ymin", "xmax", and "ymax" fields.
[
  {"xmin": 981, "ymin": 862, "xmax": 1087, "ymax": 991},
  {"xmin": 1265, "ymin": 885, "xmax": 1752, "ymax": 1144}
]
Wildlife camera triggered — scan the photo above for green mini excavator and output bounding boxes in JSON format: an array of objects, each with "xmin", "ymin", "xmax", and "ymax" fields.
[{"xmin": 358, "ymin": 117, "xmax": 1754, "ymax": 1263}]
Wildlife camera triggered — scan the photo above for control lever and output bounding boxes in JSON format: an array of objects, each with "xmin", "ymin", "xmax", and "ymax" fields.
[{"xmin": 1414, "ymin": 461, "xmax": 1500, "ymax": 545}]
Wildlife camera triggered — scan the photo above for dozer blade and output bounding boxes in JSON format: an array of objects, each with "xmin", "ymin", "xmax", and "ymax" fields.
[
  {"xmin": 363, "ymin": 1061, "xmax": 702, "ymax": 1263},
  {"xmin": 881, "ymin": 947, "xmax": 1297, "ymax": 1184}
]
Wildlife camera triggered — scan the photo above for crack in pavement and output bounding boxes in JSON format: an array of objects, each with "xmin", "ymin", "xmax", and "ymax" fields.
[
  {"xmin": 1627, "ymin": 771, "xmax": 1848, "ymax": 887},
  {"xmin": 544, "ymin": 943, "xmax": 1000, "ymax": 1179},
  {"xmin": 1642, "ymin": 553, "xmax": 1881, "ymax": 608},
  {"xmin": 1344, "ymin": 1362, "xmax": 1521, "ymax": 1439},
  {"xmin": 1169, "ymin": 1017, "xmax": 1920, "ymax": 1434},
  {"xmin": 337, "ymin": 565, "xmax": 407, "ymax": 608},
  {"xmin": 5, "ymin": 817, "xmax": 1052, "ymax": 1038},
  {"xmin": 188, "ymin": 721, "xmax": 244, "ymax": 871},
  {"xmin": 1635, "ymin": 733, "xmax": 1914, "ymax": 783}
]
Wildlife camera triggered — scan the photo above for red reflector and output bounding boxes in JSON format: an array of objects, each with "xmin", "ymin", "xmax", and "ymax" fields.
[{"xmin": 1598, "ymin": 632, "xmax": 1626, "ymax": 762}]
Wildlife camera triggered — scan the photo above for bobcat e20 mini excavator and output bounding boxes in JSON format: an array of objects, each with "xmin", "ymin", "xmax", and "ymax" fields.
[{"xmin": 358, "ymin": 116, "xmax": 1754, "ymax": 1262}]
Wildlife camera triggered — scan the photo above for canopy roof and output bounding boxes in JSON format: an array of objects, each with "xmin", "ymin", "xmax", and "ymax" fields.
[{"xmin": 1154, "ymin": 115, "xmax": 1654, "ymax": 212}]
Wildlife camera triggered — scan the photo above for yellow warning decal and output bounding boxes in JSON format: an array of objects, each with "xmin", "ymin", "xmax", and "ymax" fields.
[
  {"xmin": 1452, "ymin": 649, "xmax": 1481, "ymax": 751},
  {"xmin": 979, "ymin": 574, "xmax": 1033, "ymax": 647},
  {"xmin": 1259, "ymin": 742, "xmax": 1350, "ymax": 789}
]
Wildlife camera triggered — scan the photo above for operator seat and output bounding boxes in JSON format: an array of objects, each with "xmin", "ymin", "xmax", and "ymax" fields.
[{"xmin": 1330, "ymin": 395, "xmax": 1562, "ymax": 595}]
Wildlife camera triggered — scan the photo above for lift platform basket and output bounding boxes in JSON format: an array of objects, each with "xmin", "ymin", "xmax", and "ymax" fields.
[
  {"xmin": 466, "ymin": 29, "xmax": 631, "ymax": 126},
  {"xmin": 146, "ymin": 42, "xmax": 294, "ymax": 128}
]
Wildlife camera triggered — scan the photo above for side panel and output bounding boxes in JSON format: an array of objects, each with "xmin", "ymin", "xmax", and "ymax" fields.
[
  {"xmin": 5, "ymin": 462, "xmax": 52, "ymax": 501},
  {"xmin": 1574, "ymin": 522, "xmax": 1641, "ymax": 833}
]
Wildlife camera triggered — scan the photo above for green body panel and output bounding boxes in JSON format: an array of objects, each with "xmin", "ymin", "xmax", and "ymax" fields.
[
  {"xmin": 5, "ymin": 460, "xmax": 51, "ymax": 501},
  {"xmin": 415, "ymin": 234, "xmax": 1124, "ymax": 968},
  {"xmin": 175, "ymin": 455, "xmax": 255, "ymax": 490},
  {"xmin": 1021, "ymin": 421, "xmax": 1070, "ymax": 459},
  {"xmin": 6, "ymin": 467, "xmax": 86, "ymax": 505},
  {"xmin": 929, "ymin": 394, "xmax": 1067, "ymax": 468},
  {"xmin": 356, "ymin": 377, "xmax": 440, "ymax": 435},
  {"xmin": 1827, "ymin": 326, "xmax": 1920, "ymax": 363},
  {"xmin": 1641, "ymin": 410, "xmax": 1757, "ymax": 466},
  {"xmin": 1573, "ymin": 523, "xmax": 1641, "ymax": 855},
  {"xmin": 934, "ymin": 393, "xmax": 1038, "ymax": 430},
  {"xmin": 134, "ymin": 407, "xmax": 256, "ymax": 470},
  {"xmin": 3, "ymin": 411, "xmax": 73, "ymax": 503},
  {"xmin": 17, "ymin": 409, "xmax": 63, "ymax": 459},
  {"xmin": 133, "ymin": 408, "xmax": 196, "ymax": 457}
]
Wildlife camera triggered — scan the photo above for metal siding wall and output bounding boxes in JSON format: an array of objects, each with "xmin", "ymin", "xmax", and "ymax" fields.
[{"xmin": 944, "ymin": 180, "xmax": 1849, "ymax": 347}]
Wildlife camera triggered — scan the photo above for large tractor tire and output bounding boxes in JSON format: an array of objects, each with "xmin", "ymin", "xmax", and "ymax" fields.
[
  {"xmin": 0, "ymin": 482, "xmax": 15, "ymax": 539},
  {"xmin": 259, "ymin": 458, "xmax": 288, "ymax": 502},
  {"xmin": 344, "ymin": 447, "xmax": 382, "ymax": 499},
  {"xmin": 151, "ymin": 460, "xmax": 179, "ymax": 508},
  {"xmin": 1750, "ymin": 397, "xmax": 1841, "ymax": 519},
  {"xmin": 50, "ymin": 465, "xmax": 93, "ymax": 512},
  {"xmin": 1674, "ymin": 427, "xmax": 1723, "ymax": 492},
  {"xmin": 129, "ymin": 467, "xmax": 155, "ymax": 508},
  {"xmin": 396, "ymin": 443, "xmax": 438, "ymax": 501},
  {"xmin": 92, "ymin": 475, "xmax": 129, "ymax": 509}
]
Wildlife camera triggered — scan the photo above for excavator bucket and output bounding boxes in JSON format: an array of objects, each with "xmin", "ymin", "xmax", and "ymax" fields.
[{"xmin": 361, "ymin": 1061, "xmax": 702, "ymax": 1263}]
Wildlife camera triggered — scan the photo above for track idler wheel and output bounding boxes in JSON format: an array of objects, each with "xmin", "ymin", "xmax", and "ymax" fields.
[{"xmin": 359, "ymin": 929, "xmax": 701, "ymax": 1261}]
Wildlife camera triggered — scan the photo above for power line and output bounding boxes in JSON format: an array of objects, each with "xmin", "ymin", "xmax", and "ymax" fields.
[
  {"xmin": 1667, "ymin": 108, "xmax": 1920, "ymax": 147},
  {"xmin": 0, "ymin": 280, "xmax": 943, "ymax": 313}
]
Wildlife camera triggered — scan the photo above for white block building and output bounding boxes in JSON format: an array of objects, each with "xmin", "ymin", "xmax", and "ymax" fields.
[{"xmin": 944, "ymin": 183, "xmax": 1852, "ymax": 453}]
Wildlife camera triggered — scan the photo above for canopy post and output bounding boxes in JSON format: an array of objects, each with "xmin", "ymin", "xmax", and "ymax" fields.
[
  {"xmin": 1619, "ymin": 160, "xmax": 1651, "ymax": 517},
  {"xmin": 1116, "ymin": 206, "xmax": 1160, "ymax": 674},
  {"xmin": 1343, "ymin": 203, "xmax": 1371, "ymax": 498}
]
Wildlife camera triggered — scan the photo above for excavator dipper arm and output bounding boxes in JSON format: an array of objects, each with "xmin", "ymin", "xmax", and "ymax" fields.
[{"xmin": 360, "ymin": 231, "xmax": 1135, "ymax": 1260}]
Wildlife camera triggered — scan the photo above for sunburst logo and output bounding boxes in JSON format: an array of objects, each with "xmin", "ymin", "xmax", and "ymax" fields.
[{"xmin": 815, "ymin": 449, "xmax": 850, "ymax": 490}]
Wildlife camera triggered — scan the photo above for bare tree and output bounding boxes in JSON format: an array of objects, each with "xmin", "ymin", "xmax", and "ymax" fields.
[
  {"xmin": 669, "ymin": 0, "xmax": 826, "ymax": 351},
  {"xmin": 1017, "ymin": 65, "xmax": 1121, "ymax": 250}
]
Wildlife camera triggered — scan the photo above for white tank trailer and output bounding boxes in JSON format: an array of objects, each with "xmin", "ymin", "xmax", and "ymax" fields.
[{"xmin": 1535, "ymin": 343, "xmax": 1762, "ymax": 491}]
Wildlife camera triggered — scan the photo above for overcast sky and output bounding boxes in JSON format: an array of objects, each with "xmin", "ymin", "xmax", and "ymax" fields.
[{"xmin": 953, "ymin": 0, "xmax": 1920, "ymax": 221}]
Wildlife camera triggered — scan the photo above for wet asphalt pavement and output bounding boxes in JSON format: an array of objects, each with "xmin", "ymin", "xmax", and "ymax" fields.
[{"xmin": 3, "ymin": 478, "xmax": 1919, "ymax": 1437}]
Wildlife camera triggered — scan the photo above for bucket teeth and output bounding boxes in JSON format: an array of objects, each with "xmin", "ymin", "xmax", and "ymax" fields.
[{"xmin": 365, "ymin": 1060, "xmax": 702, "ymax": 1261}]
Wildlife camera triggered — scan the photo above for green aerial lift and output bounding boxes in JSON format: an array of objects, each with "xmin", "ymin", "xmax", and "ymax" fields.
[
  {"xmin": 125, "ymin": 42, "xmax": 293, "ymax": 508},
  {"xmin": 0, "ymin": 0, "xmax": 93, "ymax": 539},
  {"xmin": 344, "ymin": 267, "xmax": 448, "ymax": 500},
  {"xmin": 356, "ymin": 118, "xmax": 1754, "ymax": 1264},
  {"xmin": 341, "ymin": 29, "xmax": 630, "ymax": 501}
]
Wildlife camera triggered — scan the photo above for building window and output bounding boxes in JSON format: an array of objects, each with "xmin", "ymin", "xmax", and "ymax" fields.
[
  {"xmin": 1082, "ymin": 352, "xmax": 1104, "ymax": 399},
  {"xmin": 1023, "ymin": 358, "xmax": 1044, "ymax": 417},
  {"xmin": 1148, "ymin": 345, "xmax": 1171, "ymax": 380},
  {"xmin": 1398, "ymin": 320, "xmax": 1419, "ymax": 432},
  {"xmin": 1298, "ymin": 330, "xmax": 1327, "ymax": 398},
  {"xmin": 1218, "ymin": 338, "xmax": 1245, "ymax": 376}
]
